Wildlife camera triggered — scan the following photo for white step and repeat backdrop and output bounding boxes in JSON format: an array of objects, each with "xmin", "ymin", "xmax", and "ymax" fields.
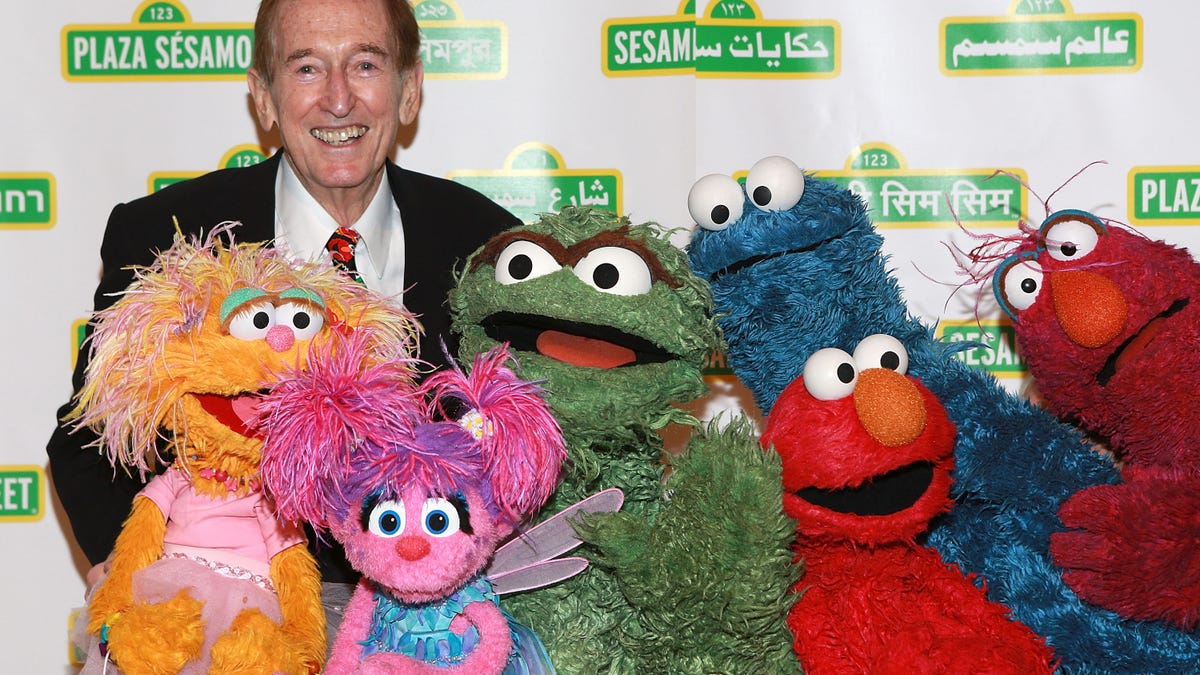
[{"xmin": 4, "ymin": 0, "xmax": 1197, "ymax": 670}]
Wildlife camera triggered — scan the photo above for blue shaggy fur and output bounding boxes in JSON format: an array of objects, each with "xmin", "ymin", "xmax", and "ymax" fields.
[{"xmin": 686, "ymin": 167, "xmax": 1200, "ymax": 673}]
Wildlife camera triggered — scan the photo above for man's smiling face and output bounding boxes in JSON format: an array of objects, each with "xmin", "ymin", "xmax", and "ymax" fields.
[{"xmin": 248, "ymin": 0, "xmax": 421, "ymax": 203}]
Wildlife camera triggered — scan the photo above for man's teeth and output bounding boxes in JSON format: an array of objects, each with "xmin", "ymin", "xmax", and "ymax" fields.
[{"xmin": 311, "ymin": 126, "xmax": 366, "ymax": 145}]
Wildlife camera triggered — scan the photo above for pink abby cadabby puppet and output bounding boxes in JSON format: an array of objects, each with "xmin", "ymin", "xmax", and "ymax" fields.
[{"xmin": 258, "ymin": 335, "xmax": 571, "ymax": 674}]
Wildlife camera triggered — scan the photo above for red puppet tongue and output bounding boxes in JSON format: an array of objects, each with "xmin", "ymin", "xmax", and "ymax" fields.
[
  {"xmin": 1112, "ymin": 315, "xmax": 1168, "ymax": 374},
  {"xmin": 194, "ymin": 393, "xmax": 264, "ymax": 438},
  {"xmin": 536, "ymin": 330, "xmax": 637, "ymax": 368}
]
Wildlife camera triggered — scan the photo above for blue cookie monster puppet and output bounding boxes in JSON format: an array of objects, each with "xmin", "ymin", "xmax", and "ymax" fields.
[{"xmin": 685, "ymin": 156, "xmax": 1200, "ymax": 673}]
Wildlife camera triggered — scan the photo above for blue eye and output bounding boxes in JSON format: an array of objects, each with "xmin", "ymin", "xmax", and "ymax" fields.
[
  {"xmin": 367, "ymin": 499, "xmax": 406, "ymax": 538},
  {"xmin": 421, "ymin": 498, "xmax": 461, "ymax": 537}
]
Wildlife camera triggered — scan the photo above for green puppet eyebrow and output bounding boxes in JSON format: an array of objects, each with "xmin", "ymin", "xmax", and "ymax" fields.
[
  {"xmin": 219, "ymin": 287, "xmax": 268, "ymax": 323},
  {"xmin": 279, "ymin": 287, "xmax": 325, "ymax": 307}
]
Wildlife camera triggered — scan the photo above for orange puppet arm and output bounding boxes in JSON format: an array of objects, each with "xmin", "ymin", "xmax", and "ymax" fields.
[
  {"xmin": 271, "ymin": 542, "xmax": 327, "ymax": 673},
  {"xmin": 86, "ymin": 495, "xmax": 166, "ymax": 634}
]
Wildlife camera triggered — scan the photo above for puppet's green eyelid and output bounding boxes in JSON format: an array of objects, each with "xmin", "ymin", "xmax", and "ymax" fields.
[
  {"xmin": 220, "ymin": 287, "xmax": 268, "ymax": 323},
  {"xmin": 279, "ymin": 287, "xmax": 325, "ymax": 308}
]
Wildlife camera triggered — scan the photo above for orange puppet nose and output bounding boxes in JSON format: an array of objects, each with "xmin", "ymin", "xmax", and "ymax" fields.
[
  {"xmin": 854, "ymin": 368, "xmax": 926, "ymax": 447},
  {"xmin": 1050, "ymin": 270, "xmax": 1128, "ymax": 348},
  {"xmin": 395, "ymin": 536, "xmax": 431, "ymax": 561}
]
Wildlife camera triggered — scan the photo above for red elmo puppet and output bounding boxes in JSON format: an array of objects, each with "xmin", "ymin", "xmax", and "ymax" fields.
[
  {"xmin": 761, "ymin": 334, "xmax": 1055, "ymax": 674},
  {"xmin": 989, "ymin": 208, "xmax": 1200, "ymax": 629}
]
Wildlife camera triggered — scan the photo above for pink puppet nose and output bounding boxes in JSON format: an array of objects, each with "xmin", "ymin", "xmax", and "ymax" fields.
[
  {"xmin": 395, "ymin": 535, "xmax": 431, "ymax": 562},
  {"xmin": 265, "ymin": 325, "xmax": 295, "ymax": 352},
  {"xmin": 1050, "ymin": 271, "xmax": 1128, "ymax": 348}
]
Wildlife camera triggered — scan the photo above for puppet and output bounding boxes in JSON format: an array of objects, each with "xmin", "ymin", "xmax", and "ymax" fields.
[
  {"xmin": 981, "ymin": 207, "xmax": 1200, "ymax": 629},
  {"xmin": 258, "ymin": 336, "xmax": 576, "ymax": 673},
  {"xmin": 70, "ymin": 225, "xmax": 418, "ymax": 675},
  {"xmin": 686, "ymin": 156, "xmax": 1200, "ymax": 672},
  {"xmin": 449, "ymin": 206, "xmax": 799, "ymax": 674},
  {"xmin": 762, "ymin": 334, "xmax": 1055, "ymax": 673}
]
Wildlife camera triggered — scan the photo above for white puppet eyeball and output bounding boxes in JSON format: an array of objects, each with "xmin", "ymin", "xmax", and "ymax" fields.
[
  {"xmin": 998, "ymin": 257, "xmax": 1045, "ymax": 315},
  {"xmin": 495, "ymin": 240, "xmax": 561, "ymax": 284},
  {"xmin": 367, "ymin": 499, "xmax": 406, "ymax": 538},
  {"xmin": 573, "ymin": 246, "xmax": 654, "ymax": 295},
  {"xmin": 421, "ymin": 497, "xmax": 462, "ymax": 537},
  {"xmin": 852, "ymin": 334, "xmax": 909, "ymax": 375},
  {"xmin": 745, "ymin": 156, "xmax": 805, "ymax": 212},
  {"xmin": 274, "ymin": 301, "xmax": 325, "ymax": 341},
  {"xmin": 1042, "ymin": 214, "xmax": 1102, "ymax": 262},
  {"xmin": 687, "ymin": 173, "xmax": 745, "ymax": 231},
  {"xmin": 227, "ymin": 302, "xmax": 277, "ymax": 341},
  {"xmin": 802, "ymin": 347, "xmax": 858, "ymax": 401}
]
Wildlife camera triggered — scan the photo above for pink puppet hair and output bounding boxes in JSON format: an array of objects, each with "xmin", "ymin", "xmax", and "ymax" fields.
[
  {"xmin": 67, "ymin": 222, "xmax": 420, "ymax": 477},
  {"xmin": 259, "ymin": 331, "xmax": 565, "ymax": 531}
]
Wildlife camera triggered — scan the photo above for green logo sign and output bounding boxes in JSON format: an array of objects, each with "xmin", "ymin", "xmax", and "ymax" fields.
[
  {"xmin": 0, "ymin": 174, "xmax": 54, "ymax": 229},
  {"xmin": 1128, "ymin": 166, "xmax": 1200, "ymax": 225},
  {"xmin": 150, "ymin": 144, "xmax": 266, "ymax": 193},
  {"xmin": 941, "ymin": 2, "xmax": 1141, "ymax": 75},
  {"xmin": 814, "ymin": 144, "xmax": 1027, "ymax": 229},
  {"xmin": 937, "ymin": 319, "xmax": 1027, "ymax": 378},
  {"xmin": 414, "ymin": 0, "xmax": 507, "ymax": 79},
  {"xmin": 62, "ymin": 1, "xmax": 253, "ymax": 81},
  {"xmin": 703, "ymin": 349, "xmax": 734, "ymax": 377},
  {"xmin": 603, "ymin": 0, "xmax": 838, "ymax": 78},
  {"xmin": 448, "ymin": 143, "xmax": 622, "ymax": 224},
  {"xmin": 0, "ymin": 467, "xmax": 44, "ymax": 522}
]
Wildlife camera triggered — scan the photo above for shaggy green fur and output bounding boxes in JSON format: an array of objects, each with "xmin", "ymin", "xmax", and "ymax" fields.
[{"xmin": 450, "ymin": 207, "xmax": 799, "ymax": 673}]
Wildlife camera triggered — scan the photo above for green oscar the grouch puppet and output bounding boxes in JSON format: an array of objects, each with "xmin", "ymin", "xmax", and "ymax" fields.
[{"xmin": 450, "ymin": 206, "xmax": 799, "ymax": 673}]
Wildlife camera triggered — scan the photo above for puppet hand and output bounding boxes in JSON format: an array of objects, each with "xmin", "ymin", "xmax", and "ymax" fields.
[{"xmin": 1051, "ymin": 479, "xmax": 1200, "ymax": 629}]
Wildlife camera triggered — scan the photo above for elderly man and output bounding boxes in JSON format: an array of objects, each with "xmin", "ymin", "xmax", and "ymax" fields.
[{"xmin": 48, "ymin": 0, "xmax": 518, "ymax": 619}]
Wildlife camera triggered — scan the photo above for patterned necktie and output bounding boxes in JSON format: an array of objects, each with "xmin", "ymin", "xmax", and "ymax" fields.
[{"xmin": 325, "ymin": 226, "xmax": 363, "ymax": 283}]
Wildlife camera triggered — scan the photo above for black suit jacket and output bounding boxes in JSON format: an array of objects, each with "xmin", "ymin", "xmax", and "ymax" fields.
[{"xmin": 47, "ymin": 152, "xmax": 519, "ymax": 579}]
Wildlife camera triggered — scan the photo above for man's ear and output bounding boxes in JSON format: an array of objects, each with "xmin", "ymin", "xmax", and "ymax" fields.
[
  {"xmin": 246, "ymin": 68, "xmax": 278, "ymax": 131},
  {"xmin": 398, "ymin": 60, "xmax": 424, "ymax": 125}
]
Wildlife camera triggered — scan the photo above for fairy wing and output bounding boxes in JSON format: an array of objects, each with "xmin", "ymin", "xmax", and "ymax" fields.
[{"xmin": 489, "ymin": 487, "xmax": 624, "ymax": 596}]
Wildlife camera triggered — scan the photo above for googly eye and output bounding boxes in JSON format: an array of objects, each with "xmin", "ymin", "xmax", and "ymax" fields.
[
  {"xmin": 802, "ymin": 347, "xmax": 858, "ymax": 401},
  {"xmin": 367, "ymin": 499, "xmax": 406, "ymax": 538},
  {"xmin": 573, "ymin": 246, "xmax": 653, "ymax": 295},
  {"xmin": 688, "ymin": 173, "xmax": 745, "ymax": 231},
  {"xmin": 227, "ymin": 302, "xmax": 276, "ymax": 340},
  {"xmin": 995, "ymin": 255, "xmax": 1044, "ymax": 319},
  {"xmin": 852, "ymin": 334, "xmax": 908, "ymax": 375},
  {"xmin": 745, "ymin": 156, "xmax": 805, "ymax": 212},
  {"xmin": 1041, "ymin": 212, "xmax": 1103, "ymax": 262},
  {"xmin": 421, "ymin": 498, "xmax": 461, "ymax": 537},
  {"xmin": 275, "ymin": 301, "xmax": 325, "ymax": 341},
  {"xmin": 495, "ymin": 240, "xmax": 561, "ymax": 285}
]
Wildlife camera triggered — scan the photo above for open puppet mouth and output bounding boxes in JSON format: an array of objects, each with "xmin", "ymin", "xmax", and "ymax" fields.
[
  {"xmin": 794, "ymin": 461, "xmax": 934, "ymax": 516},
  {"xmin": 708, "ymin": 233, "xmax": 843, "ymax": 282},
  {"xmin": 1097, "ymin": 297, "xmax": 1188, "ymax": 386},
  {"xmin": 480, "ymin": 311, "xmax": 674, "ymax": 368},
  {"xmin": 193, "ymin": 392, "xmax": 264, "ymax": 438}
]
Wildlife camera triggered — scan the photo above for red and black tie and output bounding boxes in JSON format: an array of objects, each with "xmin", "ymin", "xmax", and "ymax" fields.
[{"xmin": 325, "ymin": 226, "xmax": 363, "ymax": 283}]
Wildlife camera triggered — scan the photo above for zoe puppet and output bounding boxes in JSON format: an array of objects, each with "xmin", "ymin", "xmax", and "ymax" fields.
[
  {"xmin": 258, "ymin": 336, "xmax": 571, "ymax": 674},
  {"xmin": 981, "ymin": 206, "xmax": 1200, "ymax": 629},
  {"xmin": 69, "ymin": 225, "xmax": 419, "ymax": 674},
  {"xmin": 762, "ymin": 334, "xmax": 1055, "ymax": 673},
  {"xmin": 686, "ymin": 156, "xmax": 1200, "ymax": 673},
  {"xmin": 450, "ymin": 206, "xmax": 800, "ymax": 674}
]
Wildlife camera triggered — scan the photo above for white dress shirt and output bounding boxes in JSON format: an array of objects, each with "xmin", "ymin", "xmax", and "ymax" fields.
[{"xmin": 272, "ymin": 155, "xmax": 406, "ymax": 302}]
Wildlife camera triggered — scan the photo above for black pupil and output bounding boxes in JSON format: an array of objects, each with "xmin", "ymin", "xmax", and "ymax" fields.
[
  {"xmin": 509, "ymin": 254, "xmax": 533, "ymax": 280},
  {"xmin": 880, "ymin": 351, "xmax": 900, "ymax": 370},
  {"xmin": 1060, "ymin": 243, "xmax": 1077, "ymax": 257},
  {"xmin": 428, "ymin": 512, "xmax": 447, "ymax": 532},
  {"xmin": 753, "ymin": 185, "xmax": 772, "ymax": 206},
  {"xmin": 293, "ymin": 312, "xmax": 311, "ymax": 330},
  {"xmin": 1021, "ymin": 278, "xmax": 1038, "ymax": 293},
  {"xmin": 253, "ymin": 312, "xmax": 270, "ymax": 329},
  {"xmin": 837, "ymin": 362, "xmax": 855, "ymax": 384},
  {"xmin": 593, "ymin": 263, "xmax": 619, "ymax": 290},
  {"xmin": 381, "ymin": 513, "xmax": 398, "ymax": 532},
  {"xmin": 711, "ymin": 204, "xmax": 730, "ymax": 225}
]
